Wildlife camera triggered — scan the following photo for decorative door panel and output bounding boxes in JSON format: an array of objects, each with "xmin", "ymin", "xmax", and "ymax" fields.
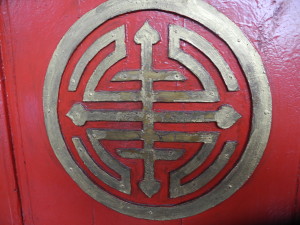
[
  {"xmin": 0, "ymin": 49, "xmax": 23, "ymax": 225},
  {"xmin": 0, "ymin": 0, "xmax": 299, "ymax": 225}
]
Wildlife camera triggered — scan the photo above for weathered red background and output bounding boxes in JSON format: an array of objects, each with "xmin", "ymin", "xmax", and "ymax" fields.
[
  {"xmin": 57, "ymin": 9, "xmax": 251, "ymax": 206},
  {"xmin": 0, "ymin": 0, "xmax": 299, "ymax": 224}
]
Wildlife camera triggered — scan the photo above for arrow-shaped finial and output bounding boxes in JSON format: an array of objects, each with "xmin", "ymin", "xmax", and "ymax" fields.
[
  {"xmin": 66, "ymin": 103, "xmax": 87, "ymax": 126},
  {"xmin": 215, "ymin": 105, "xmax": 242, "ymax": 129},
  {"xmin": 134, "ymin": 21, "xmax": 160, "ymax": 45},
  {"xmin": 67, "ymin": 103, "xmax": 241, "ymax": 129},
  {"xmin": 139, "ymin": 179, "xmax": 161, "ymax": 198},
  {"xmin": 134, "ymin": 22, "xmax": 160, "ymax": 71}
]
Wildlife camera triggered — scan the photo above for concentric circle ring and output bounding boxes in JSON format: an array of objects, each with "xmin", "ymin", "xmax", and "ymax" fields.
[{"xmin": 44, "ymin": 0, "xmax": 272, "ymax": 220}]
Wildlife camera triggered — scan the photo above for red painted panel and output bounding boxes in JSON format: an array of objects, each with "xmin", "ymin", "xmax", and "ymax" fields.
[
  {"xmin": 56, "ymin": 9, "xmax": 251, "ymax": 207},
  {"xmin": 182, "ymin": 1, "xmax": 300, "ymax": 225},
  {"xmin": 0, "ymin": 0, "xmax": 299, "ymax": 225},
  {"xmin": 0, "ymin": 32, "xmax": 23, "ymax": 225}
]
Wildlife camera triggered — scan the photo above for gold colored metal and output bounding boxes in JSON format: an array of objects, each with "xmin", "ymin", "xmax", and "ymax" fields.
[
  {"xmin": 66, "ymin": 23, "xmax": 241, "ymax": 197},
  {"xmin": 44, "ymin": 0, "xmax": 272, "ymax": 220}
]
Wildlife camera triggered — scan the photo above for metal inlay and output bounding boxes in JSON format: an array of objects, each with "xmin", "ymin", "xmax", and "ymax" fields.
[{"xmin": 44, "ymin": 0, "xmax": 272, "ymax": 220}]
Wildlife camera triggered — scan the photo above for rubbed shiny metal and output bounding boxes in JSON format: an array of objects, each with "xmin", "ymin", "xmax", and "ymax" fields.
[
  {"xmin": 170, "ymin": 141, "xmax": 236, "ymax": 198},
  {"xmin": 72, "ymin": 137, "xmax": 131, "ymax": 194},
  {"xmin": 44, "ymin": 0, "xmax": 272, "ymax": 220},
  {"xmin": 68, "ymin": 26, "xmax": 126, "ymax": 92},
  {"xmin": 170, "ymin": 25, "xmax": 239, "ymax": 92},
  {"xmin": 83, "ymin": 26, "xmax": 127, "ymax": 102},
  {"xmin": 66, "ymin": 22, "xmax": 240, "ymax": 197},
  {"xmin": 118, "ymin": 131, "xmax": 215, "ymax": 197},
  {"xmin": 67, "ymin": 103, "xmax": 241, "ymax": 129}
]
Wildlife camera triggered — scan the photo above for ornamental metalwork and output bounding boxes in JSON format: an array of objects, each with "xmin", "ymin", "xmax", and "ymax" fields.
[{"xmin": 44, "ymin": 0, "xmax": 272, "ymax": 220}]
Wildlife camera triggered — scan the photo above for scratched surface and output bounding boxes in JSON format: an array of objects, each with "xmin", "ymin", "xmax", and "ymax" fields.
[
  {"xmin": 0, "ymin": 0, "xmax": 299, "ymax": 225},
  {"xmin": 0, "ymin": 47, "xmax": 23, "ymax": 225},
  {"xmin": 54, "ymin": 4, "xmax": 252, "ymax": 214}
]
